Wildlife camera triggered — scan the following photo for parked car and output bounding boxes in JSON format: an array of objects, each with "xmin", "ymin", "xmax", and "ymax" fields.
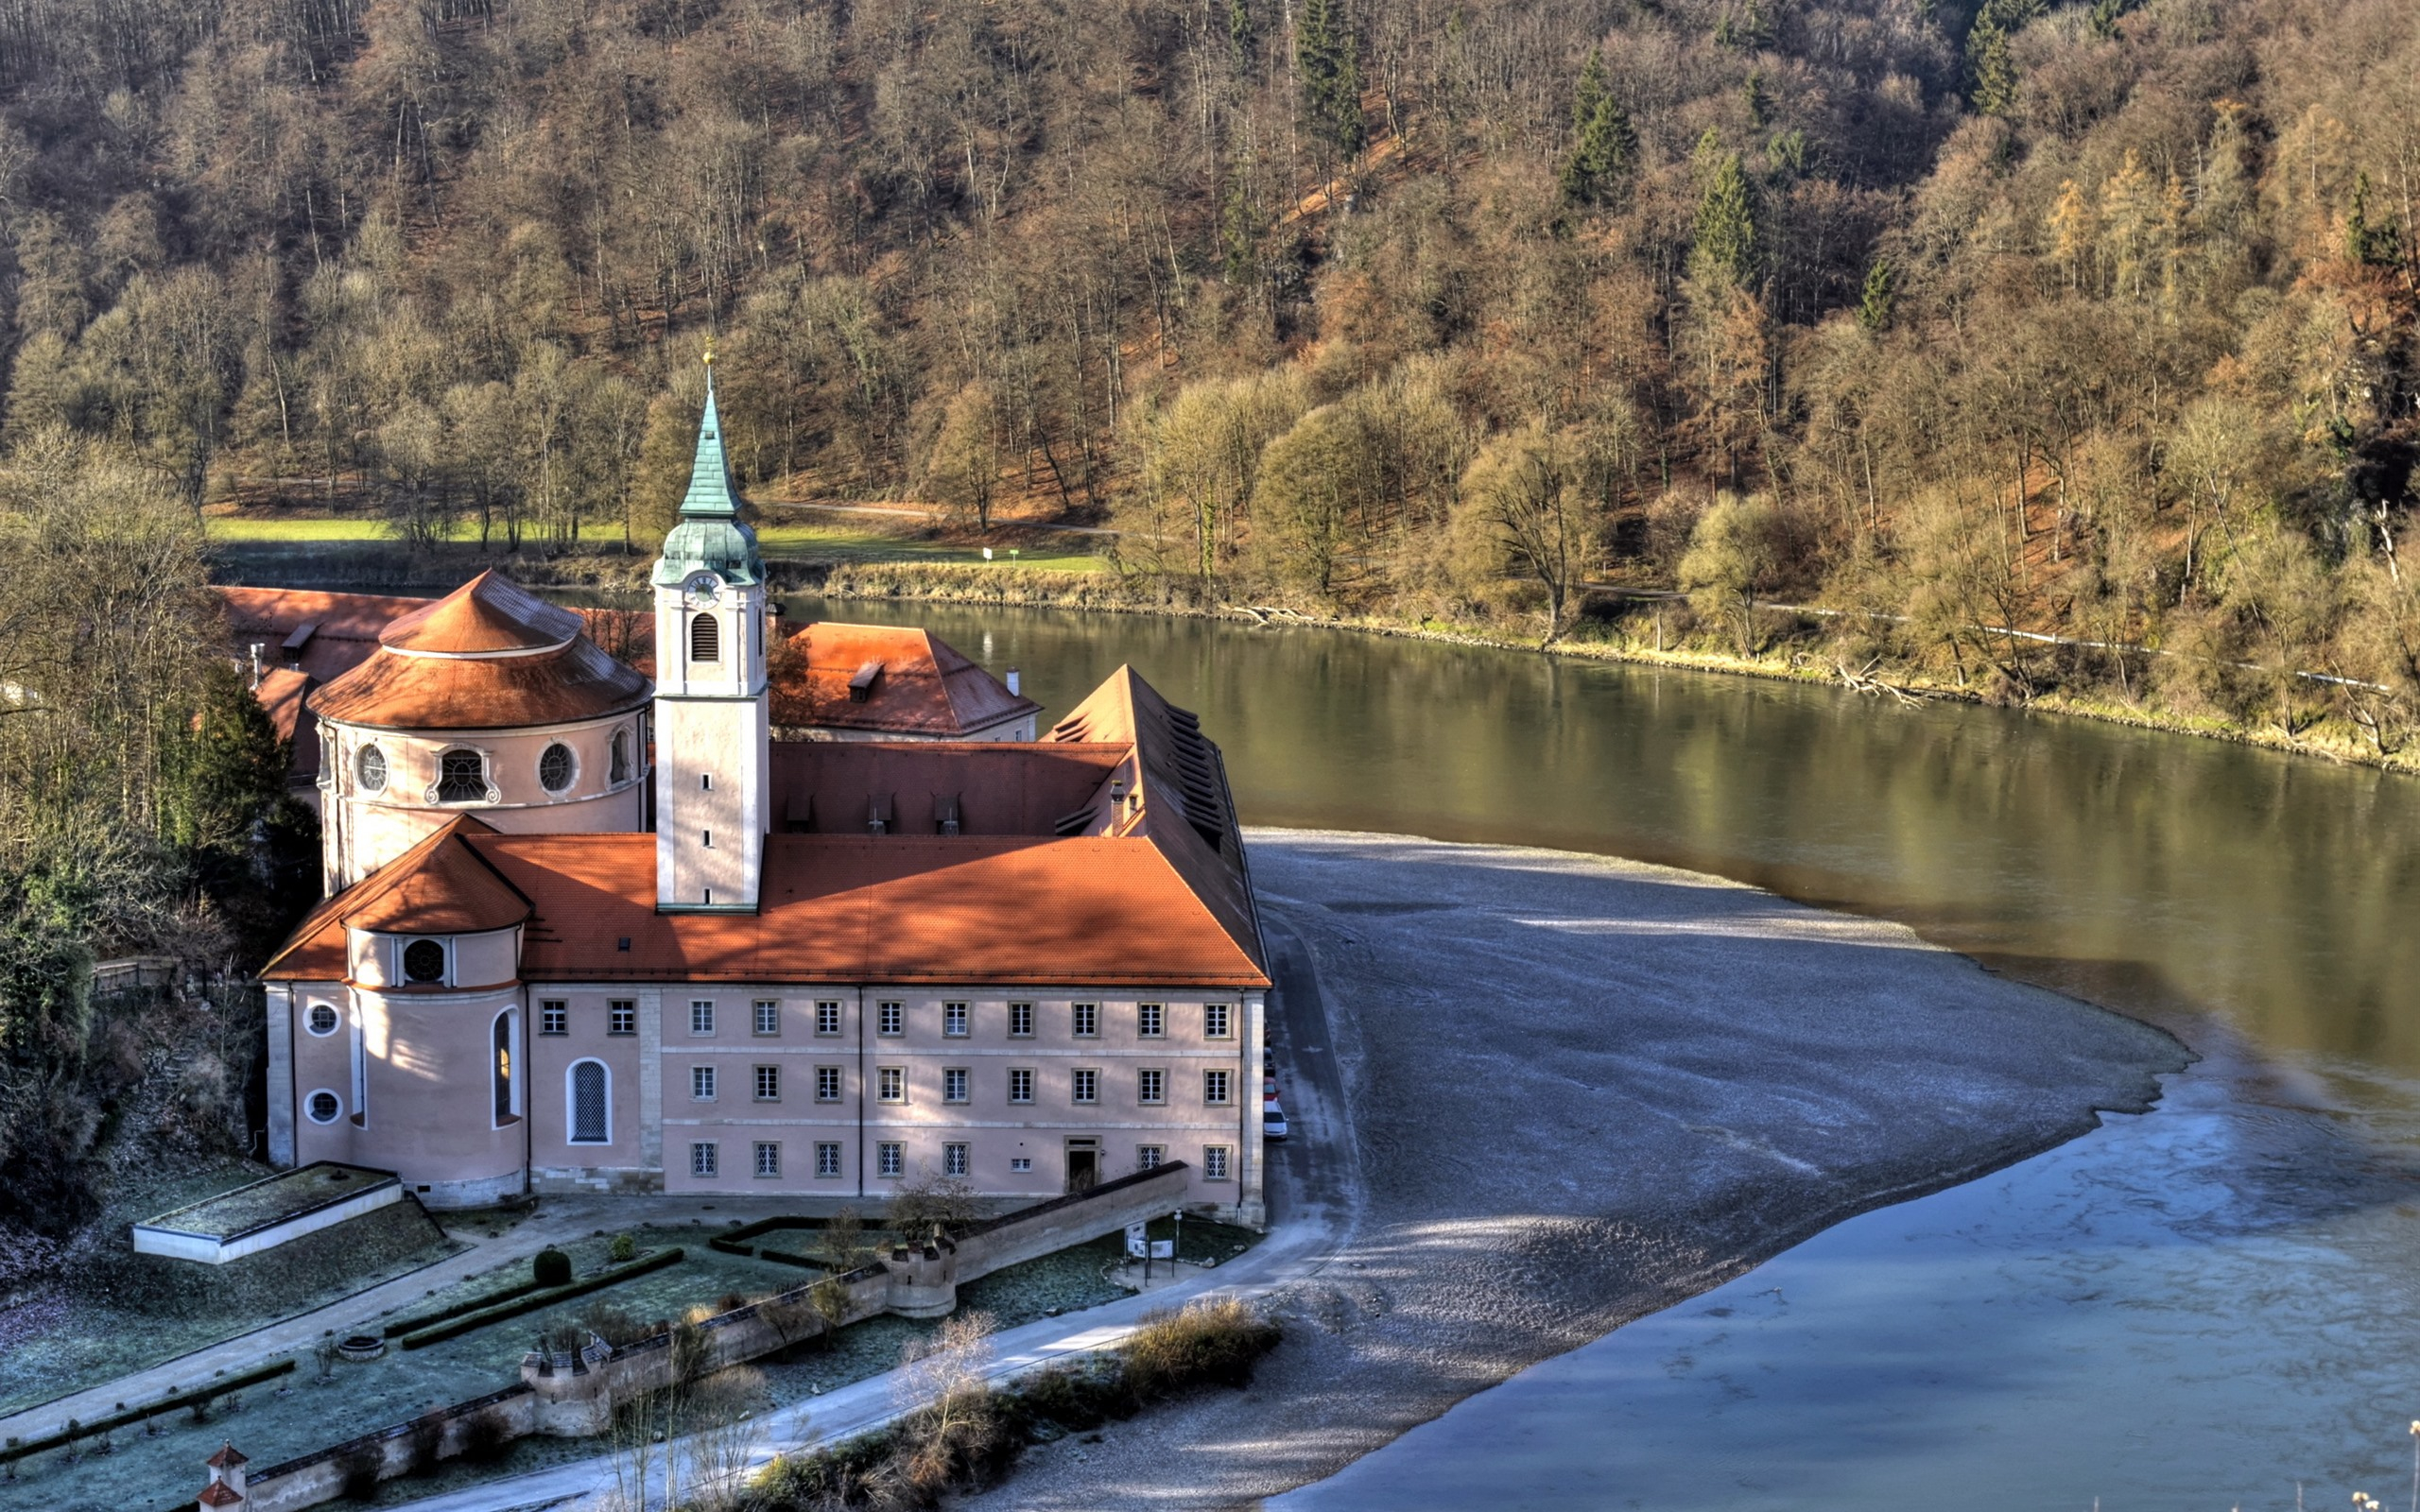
[
  {"xmin": 1264, "ymin": 1048, "xmax": 1275, "ymax": 1074},
  {"xmin": 1264, "ymin": 1106, "xmax": 1289, "ymax": 1141},
  {"xmin": 1264, "ymin": 1076, "xmax": 1280, "ymax": 1101}
]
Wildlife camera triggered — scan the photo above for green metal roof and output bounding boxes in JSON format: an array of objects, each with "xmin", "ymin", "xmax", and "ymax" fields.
[{"xmin": 652, "ymin": 367, "xmax": 766, "ymax": 589}]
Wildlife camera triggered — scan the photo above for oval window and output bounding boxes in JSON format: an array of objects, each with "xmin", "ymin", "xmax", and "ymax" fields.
[
  {"xmin": 357, "ymin": 744, "xmax": 388, "ymax": 794},
  {"xmin": 307, "ymin": 1004, "xmax": 340, "ymax": 1037},
  {"xmin": 402, "ymin": 939, "xmax": 447, "ymax": 984},
  {"xmin": 539, "ymin": 742, "xmax": 576, "ymax": 794},
  {"xmin": 306, "ymin": 1090, "xmax": 342, "ymax": 1125}
]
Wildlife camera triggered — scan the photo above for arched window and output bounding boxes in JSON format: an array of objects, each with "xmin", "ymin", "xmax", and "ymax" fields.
[
  {"xmin": 356, "ymin": 744, "xmax": 388, "ymax": 794},
  {"xmin": 437, "ymin": 748, "xmax": 487, "ymax": 803},
  {"xmin": 538, "ymin": 742, "xmax": 576, "ymax": 794},
  {"xmin": 493, "ymin": 1011, "xmax": 517, "ymax": 1125},
  {"xmin": 402, "ymin": 939, "xmax": 446, "ymax": 984},
  {"xmin": 609, "ymin": 729, "xmax": 631, "ymax": 784},
  {"xmin": 569, "ymin": 1060, "xmax": 611, "ymax": 1144},
  {"xmin": 690, "ymin": 611, "xmax": 721, "ymax": 665}
]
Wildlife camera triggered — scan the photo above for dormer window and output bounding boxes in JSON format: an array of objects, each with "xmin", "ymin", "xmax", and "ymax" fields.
[
  {"xmin": 691, "ymin": 612, "xmax": 721, "ymax": 664},
  {"xmin": 436, "ymin": 749, "xmax": 487, "ymax": 804},
  {"xmin": 401, "ymin": 938, "xmax": 447, "ymax": 985}
]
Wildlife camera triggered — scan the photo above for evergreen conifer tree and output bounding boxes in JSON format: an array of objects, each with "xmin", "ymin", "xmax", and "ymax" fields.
[
  {"xmin": 1296, "ymin": 0, "xmax": 1365, "ymax": 156},
  {"xmin": 1857, "ymin": 258, "xmax": 1894, "ymax": 330},
  {"xmin": 1559, "ymin": 48, "xmax": 1635, "ymax": 207},
  {"xmin": 1689, "ymin": 137, "xmax": 1759, "ymax": 289}
]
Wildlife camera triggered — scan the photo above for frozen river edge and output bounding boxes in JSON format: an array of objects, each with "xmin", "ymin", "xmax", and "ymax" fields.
[{"xmin": 959, "ymin": 829, "xmax": 2191, "ymax": 1511}]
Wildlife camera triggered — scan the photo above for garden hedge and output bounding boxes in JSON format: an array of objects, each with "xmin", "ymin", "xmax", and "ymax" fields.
[
  {"xmin": 395, "ymin": 1247, "xmax": 683, "ymax": 1349},
  {"xmin": 380, "ymin": 1277, "xmax": 545, "ymax": 1338},
  {"xmin": 0, "ymin": 1358, "xmax": 297, "ymax": 1464}
]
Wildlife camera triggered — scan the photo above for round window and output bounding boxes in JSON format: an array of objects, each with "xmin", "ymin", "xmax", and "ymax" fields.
[
  {"xmin": 538, "ymin": 742, "xmax": 576, "ymax": 794},
  {"xmin": 357, "ymin": 744, "xmax": 388, "ymax": 794},
  {"xmin": 402, "ymin": 939, "xmax": 447, "ymax": 984},
  {"xmin": 307, "ymin": 1004, "xmax": 339, "ymax": 1037},
  {"xmin": 306, "ymin": 1090, "xmax": 342, "ymax": 1125}
]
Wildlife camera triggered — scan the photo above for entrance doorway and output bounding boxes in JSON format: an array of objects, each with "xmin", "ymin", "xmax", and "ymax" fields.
[{"xmin": 1064, "ymin": 1138, "xmax": 1099, "ymax": 1193}]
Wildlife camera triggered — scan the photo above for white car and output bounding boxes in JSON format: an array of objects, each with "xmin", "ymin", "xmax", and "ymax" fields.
[{"xmin": 1264, "ymin": 1105, "xmax": 1289, "ymax": 1142}]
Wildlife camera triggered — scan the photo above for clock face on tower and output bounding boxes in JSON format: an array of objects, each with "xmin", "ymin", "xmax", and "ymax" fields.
[{"xmin": 682, "ymin": 571, "xmax": 722, "ymax": 610}]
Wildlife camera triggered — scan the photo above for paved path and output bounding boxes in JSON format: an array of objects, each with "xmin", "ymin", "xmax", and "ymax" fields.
[
  {"xmin": 399, "ymin": 924, "xmax": 1354, "ymax": 1511},
  {"xmin": 0, "ymin": 1193, "xmax": 811, "ymax": 1446}
]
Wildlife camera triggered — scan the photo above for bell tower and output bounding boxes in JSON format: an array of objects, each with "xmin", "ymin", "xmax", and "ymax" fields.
[{"xmin": 651, "ymin": 350, "xmax": 769, "ymax": 912}]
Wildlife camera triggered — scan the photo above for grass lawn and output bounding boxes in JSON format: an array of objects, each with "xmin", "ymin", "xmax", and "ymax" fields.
[
  {"xmin": 203, "ymin": 517, "xmax": 413, "ymax": 541},
  {"xmin": 9, "ymin": 1216, "xmax": 1258, "ymax": 1509},
  {"xmin": 0, "ymin": 1162, "xmax": 463, "ymax": 1421}
]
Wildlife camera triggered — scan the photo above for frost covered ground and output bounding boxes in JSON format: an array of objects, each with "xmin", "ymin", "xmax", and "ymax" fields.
[{"xmin": 961, "ymin": 830, "xmax": 2187, "ymax": 1511}]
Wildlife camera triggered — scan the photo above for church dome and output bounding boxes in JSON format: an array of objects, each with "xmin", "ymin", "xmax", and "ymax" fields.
[{"xmin": 308, "ymin": 572, "xmax": 650, "ymax": 731}]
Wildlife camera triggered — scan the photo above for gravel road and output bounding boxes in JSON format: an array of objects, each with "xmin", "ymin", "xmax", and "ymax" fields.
[{"xmin": 954, "ymin": 829, "xmax": 2187, "ymax": 1510}]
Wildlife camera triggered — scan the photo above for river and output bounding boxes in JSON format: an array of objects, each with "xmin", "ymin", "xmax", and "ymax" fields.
[{"xmin": 775, "ymin": 594, "xmax": 2420, "ymax": 1509}]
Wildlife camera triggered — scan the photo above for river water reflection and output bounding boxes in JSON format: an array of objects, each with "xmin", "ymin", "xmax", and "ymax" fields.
[{"xmin": 759, "ymin": 595, "xmax": 2420, "ymax": 1504}]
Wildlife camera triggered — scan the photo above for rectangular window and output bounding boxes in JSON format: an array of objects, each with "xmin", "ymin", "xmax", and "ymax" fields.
[
  {"xmin": 609, "ymin": 1000, "xmax": 636, "ymax": 1037},
  {"xmin": 943, "ymin": 1143, "xmax": 969, "ymax": 1178},
  {"xmin": 1137, "ymin": 1003, "xmax": 1164, "ymax": 1038},
  {"xmin": 753, "ymin": 1000, "xmax": 781, "ymax": 1036},
  {"xmin": 753, "ymin": 1141, "xmax": 780, "ymax": 1177},
  {"xmin": 1203, "ymin": 1003, "xmax": 1232, "ymax": 1040},
  {"xmin": 1011, "ymin": 1157, "xmax": 1032, "ymax": 1173},
  {"xmin": 877, "ymin": 1142, "xmax": 904, "ymax": 1179},
  {"xmin": 1137, "ymin": 1068, "xmax": 1166, "ymax": 1105},
  {"xmin": 815, "ymin": 1142, "xmax": 842, "ymax": 1178},
  {"xmin": 1009, "ymin": 1068, "xmax": 1034, "ymax": 1104},
  {"xmin": 1203, "ymin": 1145, "xmax": 1231, "ymax": 1181},
  {"xmin": 816, "ymin": 1065, "xmax": 842, "ymax": 1103},
  {"xmin": 690, "ymin": 1000, "xmax": 716, "ymax": 1036},
  {"xmin": 877, "ymin": 1001, "xmax": 904, "ymax": 1037},
  {"xmin": 1009, "ymin": 1002, "xmax": 1034, "ymax": 1038},
  {"xmin": 816, "ymin": 1000, "xmax": 842, "ymax": 1036},
  {"xmin": 1203, "ymin": 1069, "xmax": 1231, "ymax": 1106},
  {"xmin": 692, "ymin": 1065, "xmax": 717, "ymax": 1101},
  {"xmin": 691, "ymin": 1141, "xmax": 719, "ymax": 1177},
  {"xmin": 878, "ymin": 1066, "xmax": 906, "ymax": 1103},
  {"xmin": 943, "ymin": 1001, "xmax": 969, "ymax": 1037},
  {"xmin": 1072, "ymin": 1068, "xmax": 1099, "ymax": 1104},
  {"xmin": 539, "ymin": 1001, "xmax": 567, "ymax": 1037},
  {"xmin": 1137, "ymin": 1144, "xmax": 1165, "ymax": 1170},
  {"xmin": 1071, "ymin": 1003, "xmax": 1098, "ymax": 1038},
  {"xmin": 943, "ymin": 1067, "xmax": 969, "ymax": 1104},
  {"xmin": 754, "ymin": 1064, "xmax": 780, "ymax": 1102}
]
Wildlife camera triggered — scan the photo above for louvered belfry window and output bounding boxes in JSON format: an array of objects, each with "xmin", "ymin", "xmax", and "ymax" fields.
[{"xmin": 690, "ymin": 611, "xmax": 721, "ymax": 664}]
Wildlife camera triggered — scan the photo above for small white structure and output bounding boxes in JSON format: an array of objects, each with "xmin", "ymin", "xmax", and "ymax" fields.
[{"xmin": 132, "ymin": 1163, "xmax": 403, "ymax": 1264}]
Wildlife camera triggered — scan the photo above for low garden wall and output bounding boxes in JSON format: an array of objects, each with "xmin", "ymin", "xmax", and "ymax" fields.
[{"xmin": 224, "ymin": 1163, "xmax": 1195, "ymax": 1511}]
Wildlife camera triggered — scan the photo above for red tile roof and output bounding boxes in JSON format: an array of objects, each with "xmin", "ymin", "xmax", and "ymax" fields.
[
  {"xmin": 206, "ymin": 1443, "xmax": 250, "ymax": 1469},
  {"xmin": 308, "ymin": 633, "xmax": 651, "ymax": 730},
  {"xmin": 769, "ymin": 742, "xmax": 1123, "ymax": 835},
  {"xmin": 264, "ymin": 816, "xmax": 530, "ymax": 978},
  {"xmin": 379, "ymin": 571, "xmax": 583, "ymax": 655},
  {"xmin": 199, "ymin": 1483, "xmax": 245, "ymax": 1505},
  {"xmin": 772, "ymin": 623, "xmax": 1038, "ymax": 737},
  {"xmin": 217, "ymin": 586, "xmax": 431, "ymax": 687}
]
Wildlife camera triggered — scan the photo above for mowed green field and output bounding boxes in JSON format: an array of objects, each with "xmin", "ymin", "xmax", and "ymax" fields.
[{"xmin": 204, "ymin": 515, "xmax": 1110, "ymax": 572}]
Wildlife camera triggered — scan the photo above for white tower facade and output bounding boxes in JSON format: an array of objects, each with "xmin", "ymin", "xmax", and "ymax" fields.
[{"xmin": 651, "ymin": 358, "xmax": 770, "ymax": 912}]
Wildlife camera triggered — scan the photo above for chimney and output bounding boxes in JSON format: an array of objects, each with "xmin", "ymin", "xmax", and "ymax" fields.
[{"xmin": 1006, "ymin": 667, "xmax": 1022, "ymax": 696}]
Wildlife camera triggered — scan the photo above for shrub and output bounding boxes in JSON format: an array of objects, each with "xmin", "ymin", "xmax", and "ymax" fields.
[
  {"xmin": 533, "ymin": 1246, "xmax": 573, "ymax": 1286},
  {"xmin": 608, "ymin": 1231, "xmax": 636, "ymax": 1263},
  {"xmin": 1115, "ymin": 1298, "xmax": 1282, "ymax": 1404}
]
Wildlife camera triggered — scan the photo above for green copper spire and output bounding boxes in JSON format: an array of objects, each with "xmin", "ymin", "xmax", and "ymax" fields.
[{"xmin": 652, "ymin": 348, "xmax": 765, "ymax": 588}]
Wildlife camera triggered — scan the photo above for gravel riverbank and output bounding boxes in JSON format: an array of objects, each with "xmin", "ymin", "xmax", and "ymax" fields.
[{"xmin": 956, "ymin": 830, "xmax": 2188, "ymax": 1510}]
